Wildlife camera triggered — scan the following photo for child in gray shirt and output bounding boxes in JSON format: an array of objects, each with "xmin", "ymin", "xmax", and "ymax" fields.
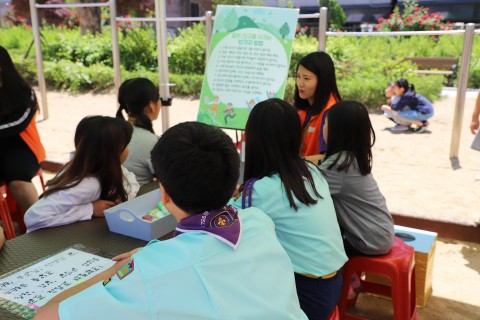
[{"xmin": 319, "ymin": 100, "xmax": 394, "ymax": 256}]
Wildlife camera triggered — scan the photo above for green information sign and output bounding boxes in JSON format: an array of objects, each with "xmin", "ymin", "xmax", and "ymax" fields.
[{"xmin": 197, "ymin": 5, "xmax": 299, "ymax": 130}]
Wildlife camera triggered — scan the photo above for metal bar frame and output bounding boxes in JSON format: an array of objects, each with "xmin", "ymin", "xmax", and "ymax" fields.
[
  {"xmin": 318, "ymin": 7, "xmax": 327, "ymax": 51},
  {"xmin": 35, "ymin": 2, "xmax": 110, "ymax": 9},
  {"xmin": 449, "ymin": 23, "xmax": 476, "ymax": 161},
  {"xmin": 29, "ymin": 3, "xmax": 479, "ymax": 156},
  {"xmin": 205, "ymin": 11, "xmax": 213, "ymax": 60},
  {"xmin": 155, "ymin": 0, "xmax": 171, "ymax": 133},
  {"xmin": 29, "ymin": 0, "xmax": 114, "ymax": 120}
]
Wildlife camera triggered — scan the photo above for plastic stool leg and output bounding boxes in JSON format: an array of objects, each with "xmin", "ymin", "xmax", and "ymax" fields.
[{"xmin": 0, "ymin": 198, "xmax": 16, "ymax": 239}]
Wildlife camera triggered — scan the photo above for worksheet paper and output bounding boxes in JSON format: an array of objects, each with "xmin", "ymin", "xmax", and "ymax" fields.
[{"xmin": 0, "ymin": 248, "xmax": 114, "ymax": 317}]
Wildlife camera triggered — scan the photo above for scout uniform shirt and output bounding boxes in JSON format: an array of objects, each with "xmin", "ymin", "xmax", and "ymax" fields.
[
  {"xmin": 58, "ymin": 207, "xmax": 308, "ymax": 320},
  {"xmin": 230, "ymin": 163, "xmax": 347, "ymax": 277}
]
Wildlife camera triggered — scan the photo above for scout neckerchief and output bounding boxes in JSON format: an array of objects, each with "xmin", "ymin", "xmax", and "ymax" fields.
[
  {"xmin": 174, "ymin": 205, "xmax": 242, "ymax": 249},
  {"xmin": 241, "ymin": 178, "xmax": 257, "ymax": 209}
]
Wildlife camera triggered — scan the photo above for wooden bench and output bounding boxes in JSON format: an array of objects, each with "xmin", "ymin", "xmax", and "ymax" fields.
[{"xmin": 404, "ymin": 57, "xmax": 459, "ymax": 86}]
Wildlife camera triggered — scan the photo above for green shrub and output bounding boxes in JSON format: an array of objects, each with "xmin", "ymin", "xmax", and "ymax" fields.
[
  {"xmin": 375, "ymin": 0, "xmax": 452, "ymax": 32},
  {"xmin": 289, "ymin": 35, "xmax": 318, "ymax": 76},
  {"xmin": 41, "ymin": 27, "xmax": 113, "ymax": 68},
  {"xmin": 169, "ymin": 74, "xmax": 204, "ymax": 95},
  {"xmin": 1, "ymin": 25, "xmax": 479, "ymax": 103},
  {"xmin": 168, "ymin": 23, "xmax": 206, "ymax": 75},
  {"xmin": 119, "ymin": 27, "xmax": 158, "ymax": 71}
]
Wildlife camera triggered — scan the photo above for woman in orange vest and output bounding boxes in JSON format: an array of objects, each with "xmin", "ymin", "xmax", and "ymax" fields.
[
  {"xmin": 295, "ymin": 51, "xmax": 341, "ymax": 159},
  {"xmin": 0, "ymin": 46, "xmax": 45, "ymax": 211}
]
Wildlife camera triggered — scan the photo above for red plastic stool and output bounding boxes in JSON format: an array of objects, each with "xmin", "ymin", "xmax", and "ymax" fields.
[
  {"xmin": 327, "ymin": 305, "xmax": 339, "ymax": 320},
  {"xmin": 0, "ymin": 188, "xmax": 16, "ymax": 240},
  {"xmin": 235, "ymin": 130, "xmax": 245, "ymax": 153},
  {"xmin": 339, "ymin": 237, "xmax": 418, "ymax": 320},
  {"xmin": 0, "ymin": 169, "xmax": 46, "ymax": 238}
]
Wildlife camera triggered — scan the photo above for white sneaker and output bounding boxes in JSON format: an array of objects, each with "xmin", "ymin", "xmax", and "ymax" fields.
[
  {"xmin": 390, "ymin": 124, "xmax": 410, "ymax": 132},
  {"xmin": 412, "ymin": 125, "xmax": 428, "ymax": 133}
]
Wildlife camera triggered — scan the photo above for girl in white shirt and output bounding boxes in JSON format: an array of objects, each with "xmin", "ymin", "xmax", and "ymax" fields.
[{"xmin": 24, "ymin": 116, "xmax": 138, "ymax": 232}]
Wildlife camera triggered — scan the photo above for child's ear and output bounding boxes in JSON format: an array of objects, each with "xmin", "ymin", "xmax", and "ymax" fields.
[
  {"xmin": 143, "ymin": 101, "xmax": 156, "ymax": 117},
  {"xmin": 148, "ymin": 101, "xmax": 156, "ymax": 114},
  {"xmin": 160, "ymin": 183, "xmax": 170, "ymax": 205}
]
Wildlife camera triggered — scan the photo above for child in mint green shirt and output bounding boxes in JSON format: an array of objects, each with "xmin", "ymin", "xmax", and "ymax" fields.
[
  {"xmin": 231, "ymin": 98, "xmax": 347, "ymax": 320},
  {"xmin": 35, "ymin": 122, "xmax": 307, "ymax": 320}
]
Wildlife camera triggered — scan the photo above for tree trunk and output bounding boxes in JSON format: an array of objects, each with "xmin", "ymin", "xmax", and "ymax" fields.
[{"xmin": 77, "ymin": 0, "xmax": 101, "ymax": 35}]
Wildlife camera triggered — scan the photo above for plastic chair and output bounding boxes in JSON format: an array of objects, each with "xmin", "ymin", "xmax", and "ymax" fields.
[
  {"xmin": 0, "ymin": 169, "xmax": 46, "ymax": 238},
  {"xmin": 339, "ymin": 237, "xmax": 418, "ymax": 320},
  {"xmin": 0, "ymin": 187, "xmax": 16, "ymax": 239},
  {"xmin": 327, "ymin": 305, "xmax": 339, "ymax": 320}
]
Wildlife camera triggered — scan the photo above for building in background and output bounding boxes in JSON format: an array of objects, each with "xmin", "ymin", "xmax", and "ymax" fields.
[
  {"xmin": 0, "ymin": 0, "xmax": 9, "ymax": 26},
  {"xmin": 289, "ymin": 0, "xmax": 479, "ymax": 29}
]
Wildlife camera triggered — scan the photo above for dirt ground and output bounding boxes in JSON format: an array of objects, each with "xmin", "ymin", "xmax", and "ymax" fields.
[
  {"xmin": 36, "ymin": 89, "xmax": 480, "ymax": 225},
  {"xmin": 33, "ymin": 89, "xmax": 480, "ymax": 318}
]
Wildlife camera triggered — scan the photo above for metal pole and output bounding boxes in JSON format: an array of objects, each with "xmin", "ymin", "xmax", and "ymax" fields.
[
  {"xmin": 449, "ymin": 23, "xmax": 475, "ymax": 161},
  {"xmin": 205, "ymin": 11, "xmax": 213, "ymax": 61},
  {"xmin": 109, "ymin": 0, "xmax": 121, "ymax": 95},
  {"xmin": 29, "ymin": 0, "xmax": 48, "ymax": 119},
  {"xmin": 318, "ymin": 7, "xmax": 328, "ymax": 51},
  {"xmin": 155, "ymin": 0, "xmax": 171, "ymax": 133}
]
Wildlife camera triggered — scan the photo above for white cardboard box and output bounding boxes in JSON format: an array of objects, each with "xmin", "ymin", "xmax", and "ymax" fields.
[{"xmin": 105, "ymin": 189, "xmax": 177, "ymax": 241}]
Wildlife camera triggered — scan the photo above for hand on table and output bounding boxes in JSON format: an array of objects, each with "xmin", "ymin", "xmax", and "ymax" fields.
[
  {"xmin": 92, "ymin": 200, "xmax": 116, "ymax": 217},
  {"xmin": 112, "ymin": 247, "xmax": 142, "ymax": 263}
]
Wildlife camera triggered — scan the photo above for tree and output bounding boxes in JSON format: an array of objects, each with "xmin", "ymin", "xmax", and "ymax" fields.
[
  {"xmin": 116, "ymin": 0, "xmax": 154, "ymax": 17},
  {"xmin": 224, "ymin": 9, "xmax": 239, "ymax": 31},
  {"xmin": 11, "ymin": 0, "xmax": 155, "ymax": 26},
  {"xmin": 212, "ymin": 0, "xmax": 264, "ymax": 9},
  {"xmin": 77, "ymin": 0, "xmax": 101, "ymax": 35},
  {"xmin": 319, "ymin": 0, "xmax": 346, "ymax": 30},
  {"xmin": 279, "ymin": 22, "xmax": 290, "ymax": 39},
  {"xmin": 375, "ymin": 0, "xmax": 452, "ymax": 31}
]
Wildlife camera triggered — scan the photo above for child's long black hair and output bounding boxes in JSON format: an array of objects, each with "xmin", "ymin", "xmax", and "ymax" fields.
[
  {"xmin": 116, "ymin": 78, "xmax": 159, "ymax": 133},
  {"xmin": 0, "ymin": 46, "xmax": 37, "ymax": 121},
  {"xmin": 324, "ymin": 100, "xmax": 375, "ymax": 175},
  {"xmin": 43, "ymin": 116, "xmax": 133, "ymax": 202},
  {"xmin": 243, "ymin": 98, "xmax": 321, "ymax": 210},
  {"xmin": 395, "ymin": 78, "xmax": 416, "ymax": 96}
]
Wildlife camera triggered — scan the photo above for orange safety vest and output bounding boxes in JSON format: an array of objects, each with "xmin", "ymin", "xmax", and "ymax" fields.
[
  {"xmin": 298, "ymin": 95, "xmax": 337, "ymax": 156},
  {"xmin": 19, "ymin": 114, "xmax": 46, "ymax": 164}
]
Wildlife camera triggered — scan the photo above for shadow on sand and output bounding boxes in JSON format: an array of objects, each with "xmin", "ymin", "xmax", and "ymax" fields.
[{"xmin": 346, "ymin": 293, "xmax": 480, "ymax": 320}]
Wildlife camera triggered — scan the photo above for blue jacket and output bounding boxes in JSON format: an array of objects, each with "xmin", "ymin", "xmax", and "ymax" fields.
[{"xmin": 392, "ymin": 90, "xmax": 434, "ymax": 114}]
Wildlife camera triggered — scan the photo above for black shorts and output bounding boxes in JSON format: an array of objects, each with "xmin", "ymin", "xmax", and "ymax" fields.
[{"xmin": 0, "ymin": 135, "xmax": 40, "ymax": 183}]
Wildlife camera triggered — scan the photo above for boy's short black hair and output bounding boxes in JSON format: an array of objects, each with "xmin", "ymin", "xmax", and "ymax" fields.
[{"xmin": 151, "ymin": 122, "xmax": 240, "ymax": 214}]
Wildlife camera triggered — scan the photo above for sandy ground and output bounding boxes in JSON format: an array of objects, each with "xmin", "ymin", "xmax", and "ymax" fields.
[
  {"xmin": 36, "ymin": 89, "xmax": 480, "ymax": 226},
  {"xmin": 371, "ymin": 90, "xmax": 480, "ymax": 227},
  {"xmin": 32, "ymin": 89, "xmax": 480, "ymax": 318}
]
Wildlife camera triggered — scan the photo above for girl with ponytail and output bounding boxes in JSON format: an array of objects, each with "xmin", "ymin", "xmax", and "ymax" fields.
[
  {"xmin": 116, "ymin": 78, "xmax": 161, "ymax": 185},
  {"xmin": 381, "ymin": 78, "xmax": 434, "ymax": 133}
]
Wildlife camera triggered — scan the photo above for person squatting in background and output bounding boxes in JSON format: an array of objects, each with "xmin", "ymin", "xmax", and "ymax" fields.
[{"xmin": 381, "ymin": 78, "xmax": 434, "ymax": 133}]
